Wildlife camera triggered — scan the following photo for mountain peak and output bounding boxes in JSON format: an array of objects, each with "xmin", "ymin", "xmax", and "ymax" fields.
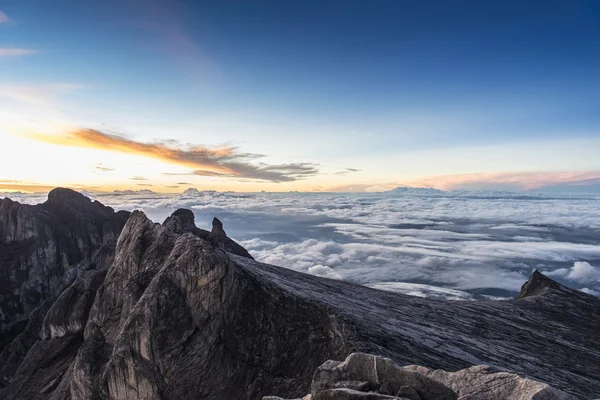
[
  {"xmin": 44, "ymin": 187, "xmax": 117, "ymax": 219},
  {"xmin": 163, "ymin": 208, "xmax": 198, "ymax": 233},
  {"xmin": 47, "ymin": 187, "xmax": 88, "ymax": 204},
  {"xmin": 516, "ymin": 270, "xmax": 562, "ymax": 299}
]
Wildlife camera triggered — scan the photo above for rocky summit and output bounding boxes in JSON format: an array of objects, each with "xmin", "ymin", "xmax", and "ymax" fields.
[{"xmin": 0, "ymin": 189, "xmax": 599, "ymax": 399}]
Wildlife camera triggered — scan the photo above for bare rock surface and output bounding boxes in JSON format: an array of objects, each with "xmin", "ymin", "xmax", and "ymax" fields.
[
  {"xmin": 405, "ymin": 364, "xmax": 576, "ymax": 400},
  {"xmin": 0, "ymin": 189, "xmax": 599, "ymax": 399},
  {"xmin": 269, "ymin": 353, "xmax": 576, "ymax": 400},
  {"xmin": 310, "ymin": 353, "xmax": 456, "ymax": 399}
]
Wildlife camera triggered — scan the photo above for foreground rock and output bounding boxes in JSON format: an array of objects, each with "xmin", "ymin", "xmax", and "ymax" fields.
[
  {"xmin": 1, "ymin": 189, "xmax": 599, "ymax": 399},
  {"xmin": 405, "ymin": 364, "xmax": 575, "ymax": 400},
  {"xmin": 266, "ymin": 353, "xmax": 576, "ymax": 400}
]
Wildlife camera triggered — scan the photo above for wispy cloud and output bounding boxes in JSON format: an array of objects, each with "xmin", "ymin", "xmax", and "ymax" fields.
[
  {"xmin": 0, "ymin": 83, "xmax": 83, "ymax": 106},
  {"xmin": 29, "ymin": 128, "xmax": 320, "ymax": 182},
  {"xmin": 0, "ymin": 11, "xmax": 10, "ymax": 23},
  {"xmin": 333, "ymin": 168, "xmax": 361, "ymax": 176},
  {"xmin": 407, "ymin": 171, "xmax": 600, "ymax": 191},
  {"xmin": 324, "ymin": 171, "xmax": 600, "ymax": 193},
  {"xmin": 93, "ymin": 163, "xmax": 115, "ymax": 173},
  {"xmin": 0, "ymin": 48, "xmax": 38, "ymax": 57}
]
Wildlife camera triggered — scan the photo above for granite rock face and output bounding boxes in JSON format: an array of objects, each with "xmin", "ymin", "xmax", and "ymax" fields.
[
  {"xmin": 0, "ymin": 188, "xmax": 129, "ymax": 384},
  {"xmin": 0, "ymin": 189, "xmax": 599, "ymax": 399},
  {"xmin": 266, "ymin": 353, "xmax": 577, "ymax": 400},
  {"xmin": 0, "ymin": 188, "xmax": 129, "ymax": 330}
]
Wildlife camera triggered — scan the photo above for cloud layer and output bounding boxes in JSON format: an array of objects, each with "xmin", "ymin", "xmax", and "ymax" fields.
[
  {"xmin": 30, "ymin": 129, "xmax": 319, "ymax": 182},
  {"xmin": 8, "ymin": 189, "xmax": 600, "ymax": 299}
]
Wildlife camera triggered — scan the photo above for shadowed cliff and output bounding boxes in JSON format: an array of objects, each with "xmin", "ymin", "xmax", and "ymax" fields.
[{"xmin": 0, "ymin": 188, "xmax": 130, "ymax": 384}]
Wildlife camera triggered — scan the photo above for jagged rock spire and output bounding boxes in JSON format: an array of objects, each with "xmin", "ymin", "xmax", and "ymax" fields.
[{"xmin": 211, "ymin": 217, "xmax": 226, "ymax": 237}]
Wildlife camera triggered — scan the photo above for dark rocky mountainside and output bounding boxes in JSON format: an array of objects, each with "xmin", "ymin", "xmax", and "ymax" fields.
[
  {"xmin": 0, "ymin": 189, "xmax": 599, "ymax": 399},
  {"xmin": 0, "ymin": 188, "xmax": 130, "ymax": 383},
  {"xmin": 0, "ymin": 188, "xmax": 130, "ymax": 329}
]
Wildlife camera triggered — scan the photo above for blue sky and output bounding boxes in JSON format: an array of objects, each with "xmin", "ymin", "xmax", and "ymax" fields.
[{"xmin": 1, "ymin": 0, "xmax": 600, "ymax": 192}]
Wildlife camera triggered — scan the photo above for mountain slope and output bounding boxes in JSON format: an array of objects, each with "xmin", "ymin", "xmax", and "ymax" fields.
[{"xmin": 0, "ymin": 190, "xmax": 599, "ymax": 399}]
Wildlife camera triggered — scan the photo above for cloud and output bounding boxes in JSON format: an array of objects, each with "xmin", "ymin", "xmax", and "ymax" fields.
[
  {"xmin": 546, "ymin": 262, "xmax": 600, "ymax": 284},
  {"xmin": 580, "ymin": 288, "xmax": 600, "ymax": 296},
  {"xmin": 0, "ymin": 48, "xmax": 38, "ymax": 57},
  {"xmin": 29, "ymin": 128, "xmax": 320, "ymax": 182},
  {"xmin": 545, "ymin": 268, "xmax": 569, "ymax": 277},
  {"xmin": 406, "ymin": 171, "xmax": 600, "ymax": 192},
  {"xmin": 0, "ymin": 83, "xmax": 83, "ymax": 106},
  {"xmin": 328, "ymin": 183, "xmax": 398, "ymax": 192},
  {"xmin": 568, "ymin": 261, "xmax": 600, "ymax": 283},
  {"xmin": 307, "ymin": 265, "xmax": 343, "ymax": 280},
  {"xmin": 367, "ymin": 282, "xmax": 475, "ymax": 301},
  {"xmin": 130, "ymin": 176, "xmax": 148, "ymax": 181},
  {"xmin": 0, "ymin": 181, "xmax": 82, "ymax": 193},
  {"xmin": 93, "ymin": 164, "xmax": 115, "ymax": 173},
  {"xmin": 0, "ymin": 11, "xmax": 10, "ymax": 23},
  {"xmin": 333, "ymin": 168, "xmax": 361, "ymax": 176}
]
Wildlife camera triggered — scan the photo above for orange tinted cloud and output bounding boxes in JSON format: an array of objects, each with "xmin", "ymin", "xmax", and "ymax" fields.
[
  {"xmin": 0, "ymin": 181, "xmax": 77, "ymax": 193},
  {"xmin": 30, "ymin": 129, "xmax": 319, "ymax": 182}
]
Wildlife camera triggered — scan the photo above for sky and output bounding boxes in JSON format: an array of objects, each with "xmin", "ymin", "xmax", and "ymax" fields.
[{"xmin": 1, "ymin": 0, "xmax": 600, "ymax": 193}]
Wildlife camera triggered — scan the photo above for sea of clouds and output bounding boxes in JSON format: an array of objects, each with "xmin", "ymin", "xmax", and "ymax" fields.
[{"xmin": 6, "ymin": 187, "xmax": 600, "ymax": 300}]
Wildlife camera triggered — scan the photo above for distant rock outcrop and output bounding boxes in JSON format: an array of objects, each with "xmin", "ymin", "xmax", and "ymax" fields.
[
  {"xmin": 162, "ymin": 210, "xmax": 253, "ymax": 259},
  {"xmin": 0, "ymin": 189, "xmax": 599, "ymax": 399},
  {"xmin": 516, "ymin": 269, "xmax": 562, "ymax": 299}
]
